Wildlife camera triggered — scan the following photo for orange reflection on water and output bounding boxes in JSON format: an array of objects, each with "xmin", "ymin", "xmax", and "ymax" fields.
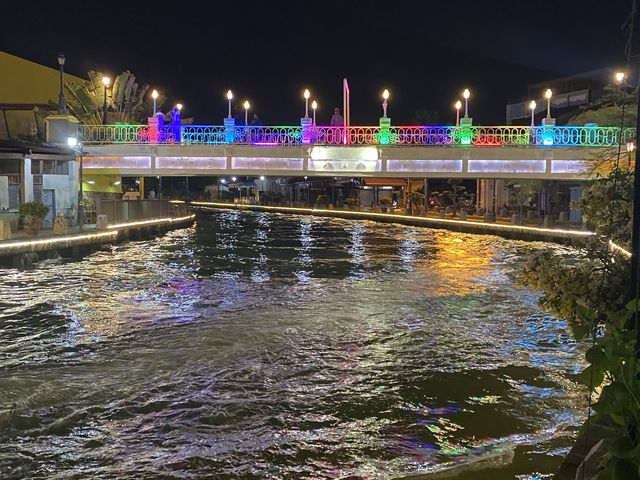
[{"xmin": 427, "ymin": 232, "xmax": 495, "ymax": 296}]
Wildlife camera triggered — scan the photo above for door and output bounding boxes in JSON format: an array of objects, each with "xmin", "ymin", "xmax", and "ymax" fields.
[{"xmin": 42, "ymin": 189, "xmax": 55, "ymax": 227}]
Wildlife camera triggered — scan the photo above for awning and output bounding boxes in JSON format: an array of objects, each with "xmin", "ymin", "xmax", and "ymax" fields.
[{"xmin": 363, "ymin": 178, "xmax": 407, "ymax": 187}]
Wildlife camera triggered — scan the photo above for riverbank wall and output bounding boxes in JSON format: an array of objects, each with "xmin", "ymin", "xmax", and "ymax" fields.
[
  {"xmin": 191, "ymin": 202, "xmax": 593, "ymax": 245},
  {"xmin": 0, "ymin": 214, "xmax": 195, "ymax": 268}
]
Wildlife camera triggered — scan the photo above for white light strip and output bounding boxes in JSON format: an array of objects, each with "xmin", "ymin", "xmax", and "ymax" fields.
[
  {"xmin": 609, "ymin": 240, "xmax": 632, "ymax": 258},
  {"xmin": 190, "ymin": 203, "xmax": 594, "ymax": 238},
  {"xmin": 107, "ymin": 215, "xmax": 195, "ymax": 229},
  {"xmin": 0, "ymin": 231, "xmax": 118, "ymax": 253}
]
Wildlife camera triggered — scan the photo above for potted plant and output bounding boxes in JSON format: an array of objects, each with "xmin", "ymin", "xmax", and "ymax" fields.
[
  {"xmin": 407, "ymin": 191, "xmax": 425, "ymax": 215},
  {"xmin": 345, "ymin": 196, "xmax": 359, "ymax": 210},
  {"xmin": 19, "ymin": 201, "xmax": 49, "ymax": 237},
  {"xmin": 379, "ymin": 196, "xmax": 393, "ymax": 212}
]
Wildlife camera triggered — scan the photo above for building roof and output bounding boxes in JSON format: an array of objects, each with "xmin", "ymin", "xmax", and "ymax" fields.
[{"xmin": 0, "ymin": 139, "xmax": 73, "ymax": 155}]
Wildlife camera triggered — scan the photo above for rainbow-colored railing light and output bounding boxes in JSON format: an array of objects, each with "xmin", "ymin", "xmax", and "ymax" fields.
[{"xmin": 78, "ymin": 124, "xmax": 635, "ymax": 148}]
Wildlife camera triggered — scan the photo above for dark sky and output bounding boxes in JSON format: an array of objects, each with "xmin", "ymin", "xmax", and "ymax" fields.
[{"xmin": 0, "ymin": 0, "xmax": 635, "ymax": 124}]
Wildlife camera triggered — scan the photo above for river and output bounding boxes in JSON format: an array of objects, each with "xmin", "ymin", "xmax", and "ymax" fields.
[{"xmin": 0, "ymin": 209, "xmax": 586, "ymax": 479}]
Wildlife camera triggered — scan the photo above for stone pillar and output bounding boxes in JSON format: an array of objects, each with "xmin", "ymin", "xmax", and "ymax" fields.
[
  {"xmin": 459, "ymin": 117, "xmax": 473, "ymax": 145},
  {"xmin": 224, "ymin": 117, "xmax": 236, "ymax": 144},
  {"xmin": 300, "ymin": 117, "xmax": 313, "ymax": 144},
  {"xmin": 148, "ymin": 116, "xmax": 159, "ymax": 143},
  {"xmin": 45, "ymin": 114, "xmax": 79, "ymax": 145},
  {"xmin": 378, "ymin": 117, "xmax": 391, "ymax": 145},
  {"xmin": 542, "ymin": 117, "xmax": 555, "ymax": 146}
]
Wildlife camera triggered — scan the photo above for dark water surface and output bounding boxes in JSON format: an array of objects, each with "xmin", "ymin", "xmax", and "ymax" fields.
[{"xmin": 0, "ymin": 210, "xmax": 586, "ymax": 479}]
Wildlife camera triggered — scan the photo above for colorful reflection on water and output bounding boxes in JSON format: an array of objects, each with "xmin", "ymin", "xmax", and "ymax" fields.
[{"xmin": 0, "ymin": 210, "xmax": 585, "ymax": 479}]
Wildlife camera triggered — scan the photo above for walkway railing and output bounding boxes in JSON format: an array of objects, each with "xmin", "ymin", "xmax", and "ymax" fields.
[{"xmin": 79, "ymin": 124, "xmax": 636, "ymax": 148}]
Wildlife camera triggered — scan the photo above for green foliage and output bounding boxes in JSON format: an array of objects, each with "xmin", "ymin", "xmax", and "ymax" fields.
[
  {"xmin": 19, "ymin": 201, "xmax": 49, "ymax": 220},
  {"xmin": 574, "ymin": 303, "xmax": 640, "ymax": 480},
  {"xmin": 519, "ymin": 242, "xmax": 629, "ymax": 329},
  {"xmin": 62, "ymin": 70, "xmax": 162, "ymax": 124},
  {"xmin": 413, "ymin": 109, "xmax": 441, "ymax": 125},
  {"xmin": 576, "ymin": 169, "xmax": 634, "ymax": 246},
  {"xmin": 316, "ymin": 195, "xmax": 330, "ymax": 206},
  {"xmin": 407, "ymin": 191, "xmax": 425, "ymax": 206},
  {"xmin": 567, "ymin": 82, "xmax": 637, "ymax": 127},
  {"xmin": 345, "ymin": 196, "xmax": 359, "ymax": 208},
  {"xmin": 260, "ymin": 191, "xmax": 283, "ymax": 204}
]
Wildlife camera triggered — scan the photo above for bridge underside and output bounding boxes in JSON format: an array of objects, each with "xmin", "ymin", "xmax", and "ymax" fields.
[{"xmin": 83, "ymin": 144, "xmax": 608, "ymax": 180}]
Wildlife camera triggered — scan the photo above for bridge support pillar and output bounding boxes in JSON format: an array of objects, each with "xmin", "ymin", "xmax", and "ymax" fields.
[
  {"xmin": 378, "ymin": 117, "xmax": 392, "ymax": 145},
  {"xmin": 148, "ymin": 116, "xmax": 159, "ymax": 143}
]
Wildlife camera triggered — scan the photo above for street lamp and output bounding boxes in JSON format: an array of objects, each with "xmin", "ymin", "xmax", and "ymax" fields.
[
  {"xmin": 616, "ymin": 71, "xmax": 626, "ymax": 84},
  {"xmin": 311, "ymin": 100, "xmax": 317, "ymax": 126},
  {"xmin": 102, "ymin": 76, "xmax": 110, "ymax": 125},
  {"xmin": 454, "ymin": 100, "xmax": 462, "ymax": 126},
  {"xmin": 545, "ymin": 88, "xmax": 552, "ymax": 118},
  {"xmin": 68, "ymin": 136, "xmax": 83, "ymax": 230},
  {"xmin": 243, "ymin": 100, "xmax": 250, "ymax": 125},
  {"xmin": 151, "ymin": 89, "xmax": 159, "ymax": 115},
  {"xmin": 176, "ymin": 103, "xmax": 183, "ymax": 111},
  {"xmin": 382, "ymin": 89, "xmax": 390, "ymax": 118},
  {"xmin": 304, "ymin": 89, "xmax": 310, "ymax": 118},
  {"xmin": 57, "ymin": 54, "xmax": 67, "ymax": 114},
  {"xmin": 260, "ymin": 175, "xmax": 265, "ymax": 181},
  {"xmin": 227, "ymin": 90, "xmax": 233, "ymax": 118},
  {"xmin": 463, "ymin": 89, "xmax": 470, "ymax": 118},
  {"xmin": 529, "ymin": 100, "xmax": 536, "ymax": 126}
]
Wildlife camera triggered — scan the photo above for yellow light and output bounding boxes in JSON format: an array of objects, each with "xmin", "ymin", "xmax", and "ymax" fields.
[
  {"xmin": 102, "ymin": 76, "xmax": 110, "ymax": 87},
  {"xmin": 176, "ymin": 103, "xmax": 183, "ymax": 111},
  {"xmin": 227, "ymin": 90, "xmax": 233, "ymax": 100},
  {"xmin": 311, "ymin": 100, "xmax": 317, "ymax": 110},
  {"xmin": 303, "ymin": 89, "xmax": 310, "ymax": 99},
  {"xmin": 243, "ymin": 100, "xmax": 250, "ymax": 110},
  {"xmin": 545, "ymin": 88, "xmax": 552, "ymax": 99},
  {"xmin": 382, "ymin": 89, "xmax": 390, "ymax": 100},
  {"xmin": 107, "ymin": 215, "xmax": 195, "ymax": 229},
  {"xmin": 529, "ymin": 100, "xmax": 536, "ymax": 110},
  {"xmin": 455, "ymin": 100, "xmax": 462, "ymax": 110},
  {"xmin": 627, "ymin": 142, "xmax": 635, "ymax": 153},
  {"xmin": 463, "ymin": 89, "xmax": 470, "ymax": 99},
  {"xmin": 0, "ymin": 231, "xmax": 118, "ymax": 253},
  {"xmin": 190, "ymin": 202, "xmax": 595, "ymax": 239},
  {"xmin": 615, "ymin": 71, "xmax": 626, "ymax": 83},
  {"xmin": 151, "ymin": 89, "xmax": 159, "ymax": 99}
]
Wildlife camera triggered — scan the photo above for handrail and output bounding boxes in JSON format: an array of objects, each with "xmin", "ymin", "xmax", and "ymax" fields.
[{"xmin": 78, "ymin": 124, "xmax": 636, "ymax": 148}]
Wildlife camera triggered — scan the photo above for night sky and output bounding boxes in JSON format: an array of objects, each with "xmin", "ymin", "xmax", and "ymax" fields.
[{"xmin": 1, "ymin": 0, "xmax": 635, "ymax": 125}]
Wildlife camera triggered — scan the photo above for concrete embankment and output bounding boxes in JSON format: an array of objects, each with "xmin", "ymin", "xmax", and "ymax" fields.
[
  {"xmin": 0, "ymin": 215, "xmax": 195, "ymax": 267},
  {"xmin": 191, "ymin": 202, "xmax": 593, "ymax": 244}
]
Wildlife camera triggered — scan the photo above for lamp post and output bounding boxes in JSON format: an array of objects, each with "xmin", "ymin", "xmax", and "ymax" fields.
[
  {"xmin": 176, "ymin": 103, "xmax": 183, "ymax": 112},
  {"xmin": 312, "ymin": 100, "xmax": 317, "ymax": 126},
  {"xmin": 382, "ymin": 89, "xmax": 389, "ymax": 118},
  {"xmin": 227, "ymin": 90, "xmax": 233, "ymax": 118},
  {"xmin": 463, "ymin": 89, "xmax": 470, "ymax": 118},
  {"xmin": 68, "ymin": 136, "xmax": 83, "ymax": 230},
  {"xmin": 57, "ymin": 54, "xmax": 67, "ymax": 114},
  {"xmin": 455, "ymin": 100, "xmax": 462, "ymax": 126},
  {"xmin": 243, "ymin": 100, "xmax": 250, "ymax": 126},
  {"xmin": 152, "ymin": 89, "xmax": 159, "ymax": 115},
  {"xmin": 616, "ymin": 71, "xmax": 626, "ymax": 84},
  {"xmin": 529, "ymin": 100, "xmax": 536, "ymax": 127},
  {"xmin": 102, "ymin": 76, "xmax": 110, "ymax": 125},
  {"xmin": 545, "ymin": 88, "xmax": 552, "ymax": 119},
  {"xmin": 304, "ymin": 89, "xmax": 310, "ymax": 118}
]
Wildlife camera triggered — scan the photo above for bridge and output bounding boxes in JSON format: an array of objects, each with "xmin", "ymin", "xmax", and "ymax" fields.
[{"xmin": 79, "ymin": 124, "xmax": 634, "ymax": 180}]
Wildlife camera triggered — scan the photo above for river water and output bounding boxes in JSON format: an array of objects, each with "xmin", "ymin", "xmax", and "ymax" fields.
[{"xmin": 0, "ymin": 209, "xmax": 586, "ymax": 479}]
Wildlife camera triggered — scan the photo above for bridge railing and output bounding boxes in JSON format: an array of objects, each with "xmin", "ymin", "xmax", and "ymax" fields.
[{"xmin": 78, "ymin": 124, "xmax": 635, "ymax": 147}]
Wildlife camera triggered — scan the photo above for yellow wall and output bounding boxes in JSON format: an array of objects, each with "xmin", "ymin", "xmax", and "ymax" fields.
[
  {"xmin": 84, "ymin": 175, "xmax": 122, "ymax": 194},
  {"xmin": 0, "ymin": 51, "xmax": 87, "ymax": 104}
]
